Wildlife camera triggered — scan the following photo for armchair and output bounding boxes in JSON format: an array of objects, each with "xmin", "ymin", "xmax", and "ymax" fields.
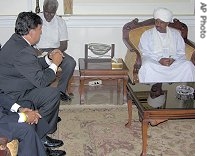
[
  {"xmin": 0, "ymin": 136, "xmax": 18, "ymax": 156},
  {"xmin": 122, "ymin": 18, "xmax": 195, "ymax": 127}
]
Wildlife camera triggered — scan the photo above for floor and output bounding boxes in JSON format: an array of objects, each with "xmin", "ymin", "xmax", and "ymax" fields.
[
  {"xmin": 51, "ymin": 72, "xmax": 195, "ymax": 156},
  {"xmin": 53, "ymin": 71, "xmax": 125, "ymax": 106}
]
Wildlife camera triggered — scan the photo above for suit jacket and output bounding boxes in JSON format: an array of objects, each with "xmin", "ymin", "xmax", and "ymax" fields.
[
  {"xmin": 0, "ymin": 93, "xmax": 19, "ymax": 124},
  {"xmin": 0, "ymin": 93, "xmax": 20, "ymax": 138},
  {"xmin": 0, "ymin": 92, "xmax": 50, "ymax": 139},
  {"xmin": 0, "ymin": 33, "xmax": 56, "ymax": 94}
]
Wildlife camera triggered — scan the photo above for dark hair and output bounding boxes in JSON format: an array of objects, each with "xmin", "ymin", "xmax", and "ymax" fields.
[{"xmin": 15, "ymin": 11, "xmax": 42, "ymax": 36}]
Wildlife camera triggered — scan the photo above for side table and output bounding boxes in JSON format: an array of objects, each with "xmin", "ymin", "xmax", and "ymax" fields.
[{"xmin": 78, "ymin": 58, "xmax": 128, "ymax": 104}]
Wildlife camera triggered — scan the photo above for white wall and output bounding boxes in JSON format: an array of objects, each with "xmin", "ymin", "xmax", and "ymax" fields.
[
  {"xmin": 0, "ymin": 0, "xmax": 64, "ymax": 15},
  {"xmin": 73, "ymin": 0, "xmax": 195, "ymax": 15},
  {"xmin": 0, "ymin": 0, "xmax": 195, "ymax": 16},
  {"xmin": 0, "ymin": 0, "xmax": 32, "ymax": 15}
]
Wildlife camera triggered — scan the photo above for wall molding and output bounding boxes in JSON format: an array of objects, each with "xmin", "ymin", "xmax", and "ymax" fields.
[
  {"xmin": 0, "ymin": 15, "xmax": 195, "ymax": 28},
  {"xmin": 0, "ymin": 0, "xmax": 194, "ymax": 16},
  {"xmin": 73, "ymin": 0, "xmax": 194, "ymax": 16}
]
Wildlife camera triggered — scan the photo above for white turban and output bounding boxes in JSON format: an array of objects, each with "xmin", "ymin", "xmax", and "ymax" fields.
[
  {"xmin": 147, "ymin": 94, "xmax": 166, "ymax": 108},
  {"xmin": 153, "ymin": 7, "xmax": 173, "ymax": 22}
]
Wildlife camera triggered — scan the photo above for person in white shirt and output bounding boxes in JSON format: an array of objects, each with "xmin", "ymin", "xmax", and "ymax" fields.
[
  {"xmin": 138, "ymin": 7, "xmax": 195, "ymax": 83},
  {"xmin": 36, "ymin": 0, "xmax": 76, "ymax": 101}
]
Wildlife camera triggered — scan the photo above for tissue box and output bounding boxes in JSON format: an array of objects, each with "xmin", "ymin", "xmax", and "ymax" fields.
[{"xmin": 111, "ymin": 58, "xmax": 123, "ymax": 69}]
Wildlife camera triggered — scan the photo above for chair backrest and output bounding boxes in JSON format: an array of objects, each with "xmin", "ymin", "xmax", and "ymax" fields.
[{"xmin": 122, "ymin": 18, "xmax": 195, "ymax": 84}]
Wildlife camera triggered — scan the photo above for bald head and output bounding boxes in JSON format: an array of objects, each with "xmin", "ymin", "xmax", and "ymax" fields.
[
  {"xmin": 43, "ymin": 0, "xmax": 59, "ymax": 13},
  {"xmin": 43, "ymin": 0, "xmax": 59, "ymax": 22}
]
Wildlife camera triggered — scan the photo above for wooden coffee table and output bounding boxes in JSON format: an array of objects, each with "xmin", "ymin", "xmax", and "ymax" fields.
[
  {"xmin": 78, "ymin": 58, "xmax": 128, "ymax": 104},
  {"xmin": 125, "ymin": 82, "xmax": 195, "ymax": 156}
]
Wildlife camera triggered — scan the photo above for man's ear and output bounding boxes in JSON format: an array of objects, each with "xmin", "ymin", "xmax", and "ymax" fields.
[
  {"xmin": 28, "ymin": 29, "xmax": 37, "ymax": 41},
  {"xmin": 23, "ymin": 30, "xmax": 34, "ymax": 44},
  {"xmin": 28, "ymin": 29, "xmax": 34, "ymax": 37}
]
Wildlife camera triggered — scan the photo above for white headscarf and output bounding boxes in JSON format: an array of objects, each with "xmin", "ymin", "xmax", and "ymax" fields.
[{"xmin": 153, "ymin": 7, "xmax": 173, "ymax": 22}]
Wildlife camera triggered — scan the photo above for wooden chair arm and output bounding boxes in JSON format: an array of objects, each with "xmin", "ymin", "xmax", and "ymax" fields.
[{"xmin": 0, "ymin": 136, "xmax": 11, "ymax": 156}]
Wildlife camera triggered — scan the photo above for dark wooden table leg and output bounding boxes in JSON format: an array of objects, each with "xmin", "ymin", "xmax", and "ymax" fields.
[
  {"xmin": 141, "ymin": 119, "xmax": 149, "ymax": 156},
  {"xmin": 140, "ymin": 119, "xmax": 168, "ymax": 156},
  {"xmin": 117, "ymin": 79, "xmax": 121, "ymax": 105},
  {"xmin": 123, "ymin": 76, "xmax": 128, "ymax": 104},
  {"xmin": 79, "ymin": 77, "xmax": 85, "ymax": 104},
  {"xmin": 125, "ymin": 99, "xmax": 132, "ymax": 128}
]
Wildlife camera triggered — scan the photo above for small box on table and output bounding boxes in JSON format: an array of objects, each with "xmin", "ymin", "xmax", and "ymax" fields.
[{"xmin": 111, "ymin": 58, "xmax": 123, "ymax": 69}]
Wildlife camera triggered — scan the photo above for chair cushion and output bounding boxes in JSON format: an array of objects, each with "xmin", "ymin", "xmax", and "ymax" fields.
[
  {"xmin": 125, "ymin": 50, "xmax": 137, "ymax": 83},
  {"xmin": 7, "ymin": 140, "xmax": 18, "ymax": 156},
  {"xmin": 129, "ymin": 26, "xmax": 153, "ymax": 52},
  {"xmin": 185, "ymin": 43, "xmax": 195, "ymax": 61}
]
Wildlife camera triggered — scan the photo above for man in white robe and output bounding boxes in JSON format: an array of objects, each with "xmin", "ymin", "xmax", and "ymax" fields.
[
  {"xmin": 36, "ymin": 0, "xmax": 76, "ymax": 101},
  {"xmin": 138, "ymin": 7, "xmax": 195, "ymax": 83}
]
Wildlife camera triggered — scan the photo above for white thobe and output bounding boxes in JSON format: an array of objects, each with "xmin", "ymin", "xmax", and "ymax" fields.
[
  {"xmin": 138, "ymin": 27, "xmax": 195, "ymax": 83},
  {"xmin": 36, "ymin": 13, "xmax": 68, "ymax": 49}
]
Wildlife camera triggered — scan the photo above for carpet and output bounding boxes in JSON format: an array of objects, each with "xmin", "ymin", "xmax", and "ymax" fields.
[{"xmin": 52, "ymin": 105, "xmax": 195, "ymax": 156}]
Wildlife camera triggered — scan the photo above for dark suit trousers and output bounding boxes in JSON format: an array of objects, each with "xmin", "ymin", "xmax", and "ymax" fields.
[
  {"xmin": 57, "ymin": 52, "xmax": 76, "ymax": 93},
  {"xmin": 0, "ymin": 123, "xmax": 46, "ymax": 156},
  {"xmin": 16, "ymin": 87, "xmax": 60, "ymax": 135}
]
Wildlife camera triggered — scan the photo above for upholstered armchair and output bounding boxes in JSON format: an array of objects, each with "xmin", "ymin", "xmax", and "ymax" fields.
[
  {"xmin": 123, "ymin": 18, "xmax": 195, "ymax": 84},
  {"xmin": 0, "ymin": 136, "xmax": 18, "ymax": 156},
  {"xmin": 122, "ymin": 18, "xmax": 195, "ymax": 127}
]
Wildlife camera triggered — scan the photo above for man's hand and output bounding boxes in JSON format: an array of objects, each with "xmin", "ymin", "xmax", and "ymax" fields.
[
  {"xmin": 25, "ymin": 110, "xmax": 42, "ymax": 124},
  {"xmin": 18, "ymin": 107, "xmax": 32, "ymax": 113},
  {"xmin": 159, "ymin": 58, "xmax": 175, "ymax": 66},
  {"xmin": 48, "ymin": 49, "xmax": 64, "ymax": 66},
  {"xmin": 19, "ymin": 108, "xmax": 42, "ymax": 124}
]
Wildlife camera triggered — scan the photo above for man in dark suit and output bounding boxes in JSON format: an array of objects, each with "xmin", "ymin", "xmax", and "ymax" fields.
[
  {"xmin": 0, "ymin": 12, "xmax": 66, "ymax": 156},
  {"xmin": 0, "ymin": 92, "xmax": 47, "ymax": 156}
]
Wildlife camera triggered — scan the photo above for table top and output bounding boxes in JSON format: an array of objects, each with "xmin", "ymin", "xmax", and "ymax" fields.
[
  {"xmin": 128, "ymin": 82, "xmax": 195, "ymax": 111},
  {"xmin": 78, "ymin": 58, "xmax": 128, "ymax": 71}
]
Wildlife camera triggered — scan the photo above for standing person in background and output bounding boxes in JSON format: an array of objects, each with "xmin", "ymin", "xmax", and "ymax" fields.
[
  {"xmin": 36, "ymin": 0, "xmax": 76, "ymax": 101},
  {"xmin": 0, "ymin": 12, "xmax": 66, "ymax": 156},
  {"xmin": 138, "ymin": 7, "xmax": 195, "ymax": 83}
]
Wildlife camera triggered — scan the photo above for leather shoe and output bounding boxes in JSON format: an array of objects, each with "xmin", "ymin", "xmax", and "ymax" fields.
[
  {"xmin": 42, "ymin": 136, "xmax": 64, "ymax": 148},
  {"xmin": 46, "ymin": 148, "xmax": 66, "ymax": 156},
  {"xmin": 57, "ymin": 116, "xmax": 61, "ymax": 123},
  {"xmin": 60, "ymin": 92, "xmax": 71, "ymax": 101}
]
